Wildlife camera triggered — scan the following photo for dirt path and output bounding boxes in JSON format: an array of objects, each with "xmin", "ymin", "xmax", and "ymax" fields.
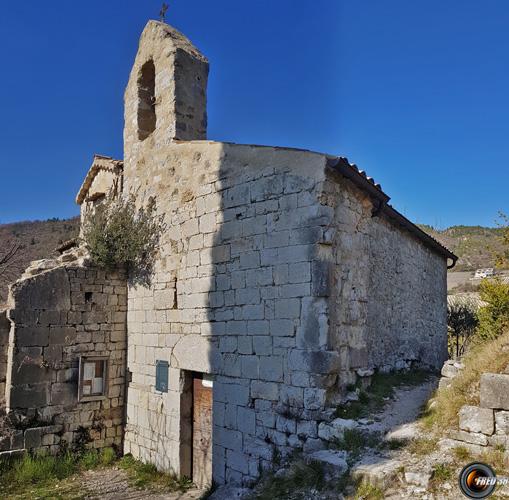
[
  {"xmin": 361, "ymin": 376, "xmax": 438, "ymax": 440},
  {"xmin": 349, "ymin": 375, "xmax": 509, "ymax": 498},
  {"xmin": 80, "ymin": 467, "xmax": 205, "ymax": 500}
]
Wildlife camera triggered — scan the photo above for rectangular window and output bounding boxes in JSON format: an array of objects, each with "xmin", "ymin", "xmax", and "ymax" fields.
[
  {"xmin": 79, "ymin": 357, "xmax": 108, "ymax": 401},
  {"xmin": 156, "ymin": 360, "xmax": 169, "ymax": 392}
]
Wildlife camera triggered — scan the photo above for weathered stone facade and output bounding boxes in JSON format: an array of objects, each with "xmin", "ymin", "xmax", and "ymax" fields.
[
  {"xmin": 119, "ymin": 21, "xmax": 455, "ymax": 486},
  {"xmin": 0, "ymin": 311, "xmax": 9, "ymax": 409},
  {"xmin": 325, "ymin": 175, "xmax": 448, "ymax": 378},
  {"xmin": 0, "ymin": 19, "xmax": 455, "ymax": 488},
  {"xmin": 3, "ymin": 251, "xmax": 127, "ymax": 453}
]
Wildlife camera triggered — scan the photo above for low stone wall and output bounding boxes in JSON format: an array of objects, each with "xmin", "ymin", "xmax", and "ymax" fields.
[
  {"xmin": 4, "ymin": 252, "xmax": 127, "ymax": 453},
  {"xmin": 0, "ymin": 311, "xmax": 9, "ymax": 409},
  {"xmin": 438, "ymin": 359, "xmax": 464, "ymax": 390},
  {"xmin": 450, "ymin": 372, "xmax": 509, "ymax": 452},
  {"xmin": 0, "ymin": 424, "xmax": 62, "ymax": 456}
]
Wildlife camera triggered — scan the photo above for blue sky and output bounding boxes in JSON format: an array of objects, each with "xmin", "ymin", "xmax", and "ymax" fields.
[{"xmin": 0, "ymin": 0, "xmax": 507, "ymax": 228}]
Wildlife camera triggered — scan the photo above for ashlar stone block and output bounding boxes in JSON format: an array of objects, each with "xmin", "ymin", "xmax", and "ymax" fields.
[
  {"xmin": 495, "ymin": 411, "xmax": 509, "ymax": 434},
  {"xmin": 459, "ymin": 405, "xmax": 494, "ymax": 435},
  {"xmin": 480, "ymin": 373, "xmax": 509, "ymax": 410}
]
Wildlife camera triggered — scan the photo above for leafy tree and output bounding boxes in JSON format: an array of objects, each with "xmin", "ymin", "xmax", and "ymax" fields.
[
  {"xmin": 447, "ymin": 303, "xmax": 478, "ymax": 358},
  {"xmin": 477, "ymin": 278, "xmax": 509, "ymax": 340},
  {"xmin": 82, "ymin": 194, "xmax": 165, "ymax": 285}
]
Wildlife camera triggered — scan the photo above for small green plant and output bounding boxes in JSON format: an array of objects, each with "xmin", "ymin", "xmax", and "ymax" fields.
[
  {"xmin": 432, "ymin": 463, "xmax": 453, "ymax": 481},
  {"xmin": 79, "ymin": 449, "xmax": 100, "ymax": 469},
  {"xmin": 82, "ymin": 194, "xmax": 165, "ymax": 285},
  {"xmin": 72, "ymin": 425, "xmax": 92, "ymax": 454},
  {"xmin": 383, "ymin": 438, "xmax": 407, "ymax": 450},
  {"xmin": 101, "ymin": 446, "xmax": 117, "ymax": 466},
  {"xmin": 333, "ymin": 429, "xmax": 381, "ymax": 462},
  {"xmin": 271, "ymin": 446, "xmax": 281, "ymax": 467},
  {"xmin": 453, "ymin": 446, "xmax": 471, "ymax": 461},
  {"xmin": 252, "ymin": 459, "xmax": 326, "ymax": 499},
  {"xmin": 354, "ymin": 481, "xmax": 384, "ymax": 500}
]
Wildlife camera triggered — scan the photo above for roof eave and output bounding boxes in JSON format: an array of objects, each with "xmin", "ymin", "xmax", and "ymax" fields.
[{"xmin": 326, "ymin": 156, "xmax": 458, "ymax": 266}]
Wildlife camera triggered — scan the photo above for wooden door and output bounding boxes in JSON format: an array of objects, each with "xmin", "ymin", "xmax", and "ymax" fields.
[{"xmin": 193, "ymin": 375, "xmax": 212, "ymax": 488}]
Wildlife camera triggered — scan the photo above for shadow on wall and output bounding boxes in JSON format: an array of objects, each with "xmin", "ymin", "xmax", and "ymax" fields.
[
  {"xmin": 203, "ymin": 143, "xmax": 337, "ymax": 486},
  {"xmin": 0, "ymin": 310, "xmax": 9, "ymax": 410}
]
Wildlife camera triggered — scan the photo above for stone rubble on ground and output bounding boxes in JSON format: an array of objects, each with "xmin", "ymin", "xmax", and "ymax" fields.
[
  {"xmin": 317, "ymin": 418, "xmax": 358, "ymax": 442},
  {"xmin": 305, "ymin": 449, "xmax": 348, "ymax": 477}
]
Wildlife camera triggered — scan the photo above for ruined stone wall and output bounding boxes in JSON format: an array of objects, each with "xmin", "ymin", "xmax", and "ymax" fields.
[
  {"xmin": 5, "ymin": 261, "xmax": 127, "ymax": 452},
  {"xmin": 0, "ymin": 311, "xmax": 9, "ymax": 409},
  {"xmin": 325, "ymin": 173, "xmax": 448, "ymax": 382}
]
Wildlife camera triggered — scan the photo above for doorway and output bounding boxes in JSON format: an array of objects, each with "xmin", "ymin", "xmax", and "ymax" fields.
[{"xmin": 192, "ymin": 373, "xmax": 213, "ymax": 488}]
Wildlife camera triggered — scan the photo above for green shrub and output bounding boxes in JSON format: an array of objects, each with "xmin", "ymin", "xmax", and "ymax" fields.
[
  {"xmin": 82, "ymin": 194, "xmax": 164, "ymax": 284},
  {"xmin": 432, "ymin": 463, "xmax": 453, "ymax": 481},
  {"xmin": 477, "ymin": 278, "xmax": 509, "ymax": 340}
]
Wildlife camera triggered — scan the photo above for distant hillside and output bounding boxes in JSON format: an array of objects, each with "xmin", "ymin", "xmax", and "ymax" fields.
[
  {"xmin": 418, "ymin": 224, "xmax": 504, "ymax": 271},
  {"xmin": 0, "ymin": 217, "xmax": 80, "ymax": 304}
]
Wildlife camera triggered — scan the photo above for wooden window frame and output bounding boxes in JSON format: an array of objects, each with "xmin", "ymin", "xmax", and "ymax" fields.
[{"xmin": 78, "ymin": 356, "xmax": 109, "ymax": 402}]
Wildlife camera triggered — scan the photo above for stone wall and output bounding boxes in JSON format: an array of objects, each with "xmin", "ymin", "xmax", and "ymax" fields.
[
  {"xmin": 367, "ymin": 214, "xmax": 447, "ymax": 371},
  {"xmin": 122, "ymin": 140, "xmax": 340, "ymax": 484},
  {"xmin": 324, "ymin": 173, "xmax": 447, "ymax": 386},
  {"xmin": 123, "ymin": 20, "xmax": 208, "ymax": 162},
  {"xmin": 449, "ymin": 373, "xmax": 509, "ymax": 453},
  {"xmin": 121, "ymin": 141, "xmax": 449, "ymax": 486},
  {"xmin": 0, "ymin": 310, "xmax": 9, "ymax": 409},
  {"xmin": 0, "ymin": 424, "xmax": 63, "ymax": 456},
  {"xmin": 5, "ymin": 255, "xmax": 127, "ymax": 452},
  {"xmin": 120, "ymin": 20, "xmax": 450, "ymax": 487}
]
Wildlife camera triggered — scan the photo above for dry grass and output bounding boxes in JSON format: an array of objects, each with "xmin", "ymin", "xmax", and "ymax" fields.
[
  {"xmin": 406, "ymin": 437, "xmax": 438, "ymax": 456},
  {"xmin": 422, "ymin": 331, "xmax": 509, "ymax": 433},
  {"xmin": 480, "ymin": 448, "xmax": 508, "ymax": 474},
  {"xmin": 452, "ymin": 446, "xmax": 472, "ymax": 462}
]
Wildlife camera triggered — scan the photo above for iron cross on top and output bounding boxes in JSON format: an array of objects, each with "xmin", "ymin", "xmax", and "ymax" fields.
[{"xmin": 159, "ymin": 3, "xmax": 169, "ymax": 22}]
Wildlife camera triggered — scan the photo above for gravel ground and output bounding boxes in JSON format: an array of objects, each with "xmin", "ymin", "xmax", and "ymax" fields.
[{"xmin": 80, "ymin": 467, "xmax": 205, "ymax": 500}]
